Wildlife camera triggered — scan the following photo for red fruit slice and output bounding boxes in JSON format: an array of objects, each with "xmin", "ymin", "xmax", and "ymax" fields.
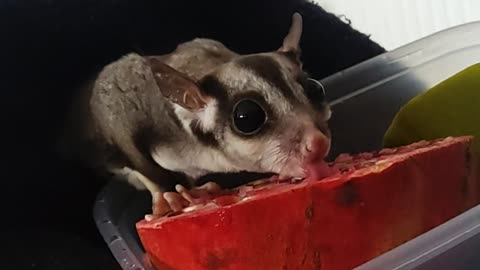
[{"xmin": 136, "ymin": 136, "xmax": 480, "ymax": 270}]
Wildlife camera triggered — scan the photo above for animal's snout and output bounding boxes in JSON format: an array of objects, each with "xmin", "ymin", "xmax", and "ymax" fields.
[{"xmin": 301, "ymin": 129, "xmax": 330, "ymax": 162}]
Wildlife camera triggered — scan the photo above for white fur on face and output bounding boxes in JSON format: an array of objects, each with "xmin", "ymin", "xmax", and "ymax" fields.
[
  {"xmin": 220, "ymin": 133, "xmax": 307, "ymax": 179},
  {"xmin": 173, "ymin": 98, "xmax": 219, "ymax": 134},
  {"xmin": 219, "ymin": 127, "xmax": 289, "ymax": 174},
  {"xmin": 151, "ymin": 143, "xmax": 244, "ymax": 179},
  {"xmin": 196, "ymin": 99, "xmax": 218, "ymax": 131},
  {"xmin": 255, "ymin": 139, "xmax": 305, "ymax": 178},
  {"xmin": 221, "ymin": 135, "xmax": 267, "ymax": 169}
]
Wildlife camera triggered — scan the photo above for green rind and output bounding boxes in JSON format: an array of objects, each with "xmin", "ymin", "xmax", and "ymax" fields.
[{"xmin": 384, "ymin": 63, "xmax": 480, "ymax": 155}]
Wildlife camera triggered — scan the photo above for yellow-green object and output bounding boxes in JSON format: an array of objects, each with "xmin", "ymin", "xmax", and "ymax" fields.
[{"xmin": 384, "ymin": 63, "xmax": 480, "ymax": 155}]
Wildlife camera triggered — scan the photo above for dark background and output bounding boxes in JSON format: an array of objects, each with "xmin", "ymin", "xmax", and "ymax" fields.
[{"xmin": 0, "ymin": 0, "xmax": 385, "ymax": 269}]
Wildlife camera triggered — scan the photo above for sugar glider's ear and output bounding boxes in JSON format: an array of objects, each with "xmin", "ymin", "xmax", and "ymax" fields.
[
  {"xmin": 278, "ymin": 12, "xmax": 303, "ymax": 55},
  {"xmin": 146, "ymin": 56, "xmax": 210, "ymax": 111}
]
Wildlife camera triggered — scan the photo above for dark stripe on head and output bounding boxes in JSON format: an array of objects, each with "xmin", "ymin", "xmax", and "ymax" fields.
[
  {"xmin": 199, "ymin": 74, "xmax": 230, "ymax": 123},
  {"xmin": 237, "ymin": 55, "xmax": 296, "ymax": 101},
  {"xmin": 190, "ymin": 120, "xmax": 219, "ymax": 147},
  {"xmin": 199, "ymin": 75, "xmax": 229, "ymax": 104}
]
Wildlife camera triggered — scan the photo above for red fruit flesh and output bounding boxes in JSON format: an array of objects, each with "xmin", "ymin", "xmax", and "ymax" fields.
[{"xmin": 136, "ymin": 136, "xmax": 480, "ymax": 270}]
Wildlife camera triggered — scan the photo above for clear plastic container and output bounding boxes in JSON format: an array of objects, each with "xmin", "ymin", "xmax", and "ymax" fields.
[{"xmin": 93, "ymin": 21, "xmax": 480, "ymax": 270}]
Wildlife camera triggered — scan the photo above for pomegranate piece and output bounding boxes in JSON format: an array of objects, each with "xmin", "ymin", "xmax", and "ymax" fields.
[{"xmin": 136, "ymin": 136, "xmax": 480, "ymax": 270}]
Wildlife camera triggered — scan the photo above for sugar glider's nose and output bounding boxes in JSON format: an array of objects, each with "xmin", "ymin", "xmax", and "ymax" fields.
[{"xmin": 301, "ymin": 129, "xmax": 330, "ymax": 162}]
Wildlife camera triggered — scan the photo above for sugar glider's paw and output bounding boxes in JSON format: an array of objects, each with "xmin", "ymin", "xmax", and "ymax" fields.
[
  {"xmin": 174, "ymin": 182, "xmax": 223, "ymax": 206},
  {"xmin": 144, "ymin": 192, "xmax": 179, "ymax": 221},
  {"xmin": 110, "ymin": 167, "xmax": 148, "ymax": 190},
  {"xmin": 163, "ymin": 191, "xmax": 190, "ymax": 212},
  {"xmin": 144, "ymin": 182, "xmax": 223, "ymax": 221},
  {"xmin": 177, "ymin": 182, "xmax": 222, "ymax": 201}
]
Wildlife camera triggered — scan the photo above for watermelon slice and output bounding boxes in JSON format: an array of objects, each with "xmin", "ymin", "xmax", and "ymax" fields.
[{"xmin": 136, "ymin": 136, "xmax": 480, "ymax": 270}]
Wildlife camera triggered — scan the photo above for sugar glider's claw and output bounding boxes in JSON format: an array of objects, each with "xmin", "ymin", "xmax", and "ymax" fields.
[
  {"xmin": 189, "ymin": 182, "xmax": 222, "ymax": 197},
  {"xmin": 175, "ymin": 182, "xmax": 222, "ymax": 203},
  {"xmin": 163, "ymin": 191, "xmax": 189, "ymax": 212},
  {"xmin": 175, "ymin": 184, "xmax": 196, "ymax": 203}
]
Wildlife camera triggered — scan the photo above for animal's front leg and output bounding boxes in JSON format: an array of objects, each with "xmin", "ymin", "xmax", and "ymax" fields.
[
  {"xmin": 111, "ymin": 167, "xmax": 175, "ymax": 219},
  {"xmin": 125, "ymin": 170, "xmax": 176, "ymax": 218}
]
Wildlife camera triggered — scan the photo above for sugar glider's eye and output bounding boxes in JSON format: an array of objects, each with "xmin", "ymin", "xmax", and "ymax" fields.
[
  {"xmin": 232, "ymin": 99, "xmax": 267, "ymax": 135},
  {"xmin": 304, "ymin": 78, "xmax": 326, "ymax": 102}
]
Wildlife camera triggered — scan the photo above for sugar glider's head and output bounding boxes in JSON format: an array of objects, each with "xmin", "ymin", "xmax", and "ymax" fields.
[{"xmin": 147, "ymin": 13, "xmax": 331, "ymax": 180}]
